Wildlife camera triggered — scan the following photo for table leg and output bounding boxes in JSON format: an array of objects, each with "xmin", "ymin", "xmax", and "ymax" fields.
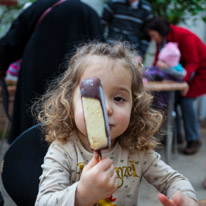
[
  {"xmin": 166, "ymin": 91, "xmax": 175, "ymax": 164},
  {"xmin": 172, "ymin": 110, "xmax": 178, "ymax": 158}
]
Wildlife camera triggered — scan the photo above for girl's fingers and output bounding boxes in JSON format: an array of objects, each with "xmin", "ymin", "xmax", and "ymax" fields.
[
  {"xmin": 84, "ymin": 151, "xmax": 99, "ymax": 171},
  {"xmin": 105, "ymin": 164, "xmax": 115, "ymax": 178},
  {"xmin": 171, "ymin": 192, "xmax": 184, "ymax": 205},
  {"xmin": 171, "ymin": 191, "xmax": 197, "ymax": 206},
  {"xmin": 110, "ymin": 170, "xmax": 117, "ymax": 187},
  {"xmin": 158, "ymin": 193, "xmax": 176, "ymax": 206},
  {"xmin": 94, "ymin": 158, "xmax": 113, "ymax": 171}
]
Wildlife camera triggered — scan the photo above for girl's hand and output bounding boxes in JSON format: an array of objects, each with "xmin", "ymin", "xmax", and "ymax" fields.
[
  {"xmin": 75, "ymin": 151, "xmax": 117, "ymax": 206},
  {"xmin": 158, "ymin": 192, "xmax": 198, "ymax": 206}
]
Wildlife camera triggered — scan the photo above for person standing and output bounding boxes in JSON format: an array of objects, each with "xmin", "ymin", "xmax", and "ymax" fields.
[
  {"xmin": 144, "ymin": 17, "xmax": 206, "ymax": 154},
  {"xmin": 101, "ymin": 0, "xmax": 153, "ymax": 59},
  {"xmin": 0, "ymin": 0, "xmax": 103, "ymax": 143}
]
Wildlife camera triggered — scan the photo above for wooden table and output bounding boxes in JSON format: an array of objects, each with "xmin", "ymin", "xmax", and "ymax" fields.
[
  {"xmin": 144, "ymin": 80, "xmax": 188, "ymax": 164},
  {"xmin": 144, "ymin": 80, "xmax": 188, "ymax": 92}
]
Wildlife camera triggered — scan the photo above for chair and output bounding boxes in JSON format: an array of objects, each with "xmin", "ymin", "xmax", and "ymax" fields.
[{"xmin": 1, "ymin": 124, "xmax": 48, "ymax": 206}]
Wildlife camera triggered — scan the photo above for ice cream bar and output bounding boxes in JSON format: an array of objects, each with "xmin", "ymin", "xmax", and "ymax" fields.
[{"xmin": 80, "ymin": 77, "xmax": 111, "ymax": 151}]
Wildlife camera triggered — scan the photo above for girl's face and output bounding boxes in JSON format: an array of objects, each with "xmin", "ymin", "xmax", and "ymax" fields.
[
  {"xmin": 148, "ymin": 30, "xmax": 163, "ymax": 44},
  {"xmin": 73, "ymin": 56, "xmax": 133, "ymax": 149}
]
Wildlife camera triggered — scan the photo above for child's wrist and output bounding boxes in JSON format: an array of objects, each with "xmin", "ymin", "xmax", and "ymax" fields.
[{"xmin": 75, "ymin": 183, "xmax": 96, "ymax": 206}]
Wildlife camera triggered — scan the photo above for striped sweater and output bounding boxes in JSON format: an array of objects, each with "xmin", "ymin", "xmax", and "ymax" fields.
[{"xmin": 102, "ymin": 0, "xmax": 153, "ymax": 56}]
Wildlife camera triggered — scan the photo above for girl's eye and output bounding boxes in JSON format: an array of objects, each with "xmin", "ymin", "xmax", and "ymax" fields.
[{"xmin": 113, "ymin": 96, "xmax": 125, "ymax": 102}]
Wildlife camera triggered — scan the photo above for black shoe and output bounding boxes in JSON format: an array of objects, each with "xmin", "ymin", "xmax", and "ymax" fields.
[
  {"xmin": 183, "ymin": 139, "xmax": 202, "ymax": 155},
  {"xmin": 177, "ymin": 134, "xmax": 184, "ymax": 144}
]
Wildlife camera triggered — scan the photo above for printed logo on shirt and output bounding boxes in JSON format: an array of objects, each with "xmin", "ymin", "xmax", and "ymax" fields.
[
  {"xmin": 115, "ymin": 161, "xmax": 139, "ymax": 188},
  {"xmin": 77, "ymin": 160, "xmax": 139, "ymax": 188}
]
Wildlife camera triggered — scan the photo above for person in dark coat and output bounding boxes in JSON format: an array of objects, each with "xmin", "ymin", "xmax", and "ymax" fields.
[
  {"xmin": 144, "ymin": 17, "xmax": 206, "ymax": 155},
  {"xmin": 0, "ymin": 0, "xmax": 103, "ymax": 143}
]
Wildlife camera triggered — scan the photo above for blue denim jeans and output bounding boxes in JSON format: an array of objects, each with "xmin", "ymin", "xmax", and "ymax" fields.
[{"xmin": 175, "ymin": 92, "xmax": 200, "ymax": 142}]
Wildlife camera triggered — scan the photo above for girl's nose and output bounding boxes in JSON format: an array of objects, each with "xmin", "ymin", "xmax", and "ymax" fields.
[{"xmin": 106, "ymin": 102, "xmax": 113, "ymax": 116}]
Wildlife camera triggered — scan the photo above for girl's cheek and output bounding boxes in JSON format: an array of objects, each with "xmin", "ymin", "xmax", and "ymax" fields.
[{"xmin": 74, "ymin": 110, "xmax": 87, "ymax": 136}]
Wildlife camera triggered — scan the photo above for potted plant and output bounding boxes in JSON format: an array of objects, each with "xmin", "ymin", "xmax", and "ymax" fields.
[{"xmin": 0, "ymin": 0, "xmax": 35, "ymax": 37}]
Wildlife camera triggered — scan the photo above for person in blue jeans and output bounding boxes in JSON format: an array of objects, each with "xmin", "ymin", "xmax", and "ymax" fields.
[
  {"xmin": 143, "ymin": 42, "xmax": 187, "ymax": 111},
  {"xmin": 144, "ymin": 17, "xmax": 205, "ymax": 155},
  {"xmin": 175, "ymin": 92, "xmax": 201, "ymax": 154}
]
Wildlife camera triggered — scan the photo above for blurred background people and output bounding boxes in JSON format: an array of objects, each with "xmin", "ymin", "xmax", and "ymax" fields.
[
  {"xmin": 144, "ymin": 42, "xmax": 186, "ymax": 82},
  {"xmin": 144, "ymin": 17, "xmax": 206, "ymax": 155},
  {"xmin": 143, "ymin": 42, "xmax": 187, "ymax": 112},
  {"xmin": 155, "ymin": 42, "xmax": 186, "ymax": 80},
  {"xmin": 6, "ymin": 59, "xmax": 21, "ymax": 81},
  {"xmin": 101, "ymin": 0, "xmax": 153, "ymax": 60},
  {"xmin": 0, "ymin": 0, "xmax": 103, "ymax": 143}
]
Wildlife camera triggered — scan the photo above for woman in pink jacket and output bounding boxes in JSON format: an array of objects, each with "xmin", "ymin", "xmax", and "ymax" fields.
[{"xmin": 144, "ymin": 17, "xmax": 206, "ymax": 155}]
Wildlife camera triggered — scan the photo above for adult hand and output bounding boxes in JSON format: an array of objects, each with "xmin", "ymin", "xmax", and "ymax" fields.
[
  {"xmin": 180, "ymin": 82, "xmax": 189, "ymax": 96},
  {"xmin": 158, "ymin": 192, "xmax": 198, "ymax": 206},
  {"xmin": 75, "ymin": 151, "xmax": 117, "ymax": 206},
  {"xmin": 156, "ymin": 60, "xmax": 168, "ymax": 70}
]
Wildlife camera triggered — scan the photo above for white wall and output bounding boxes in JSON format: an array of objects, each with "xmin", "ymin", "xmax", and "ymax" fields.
[
  {"xmin": 180, "ymin": 17, "xmax": 206, "ymax": 43},
  {"xmin": 81, "ymin": 0, "xmax": 104, "ymax": 16}
]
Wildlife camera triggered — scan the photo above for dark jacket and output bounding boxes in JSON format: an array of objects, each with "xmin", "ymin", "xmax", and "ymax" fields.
[{"xmin": 0, "ymin": 0, "xmax": 103, "ymax": 143}]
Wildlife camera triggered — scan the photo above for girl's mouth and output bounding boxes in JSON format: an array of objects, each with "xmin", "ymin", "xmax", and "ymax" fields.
[{"xmin": 109, "ymin": 124, "xmax": 114, "ymax": 129}]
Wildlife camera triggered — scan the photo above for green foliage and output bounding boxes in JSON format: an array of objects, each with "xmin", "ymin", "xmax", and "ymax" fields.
[
  {"xmin": 147, "ymin": 0, "xmax": 206, "ymax": 25},
  {"xmin": 0, "ymin": 0, "xmax": 36, "ymax": 36}
]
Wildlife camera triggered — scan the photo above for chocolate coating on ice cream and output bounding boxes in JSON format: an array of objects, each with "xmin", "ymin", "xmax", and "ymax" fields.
[
  {"xmin": 80, "ymin": 77, "xmax": 111, "ymax": 150},
  {"xmin": 80, "ymin": 78, "xmax": 102, "ymax": 99}
]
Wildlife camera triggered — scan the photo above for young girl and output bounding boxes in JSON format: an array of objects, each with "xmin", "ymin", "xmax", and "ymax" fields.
[{"xmin": 35, "ymin": 42, "xmax": 197, "ymax": 206}]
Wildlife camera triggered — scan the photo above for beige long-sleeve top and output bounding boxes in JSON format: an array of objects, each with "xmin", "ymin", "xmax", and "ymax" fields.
[{"xmin": 35, "ymin": 135, "xmax": 197, "ymax": 206}]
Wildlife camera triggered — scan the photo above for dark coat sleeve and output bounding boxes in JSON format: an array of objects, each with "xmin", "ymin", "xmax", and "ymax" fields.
[{"xmin": 85, "ymin": 3, "xmax": 104, "ymax": 41}]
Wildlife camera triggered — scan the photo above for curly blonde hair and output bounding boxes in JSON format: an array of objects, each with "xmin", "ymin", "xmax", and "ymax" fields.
[{"xmin": 34, "ymin": 41, "xmax": 162, "ymax": 151}]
